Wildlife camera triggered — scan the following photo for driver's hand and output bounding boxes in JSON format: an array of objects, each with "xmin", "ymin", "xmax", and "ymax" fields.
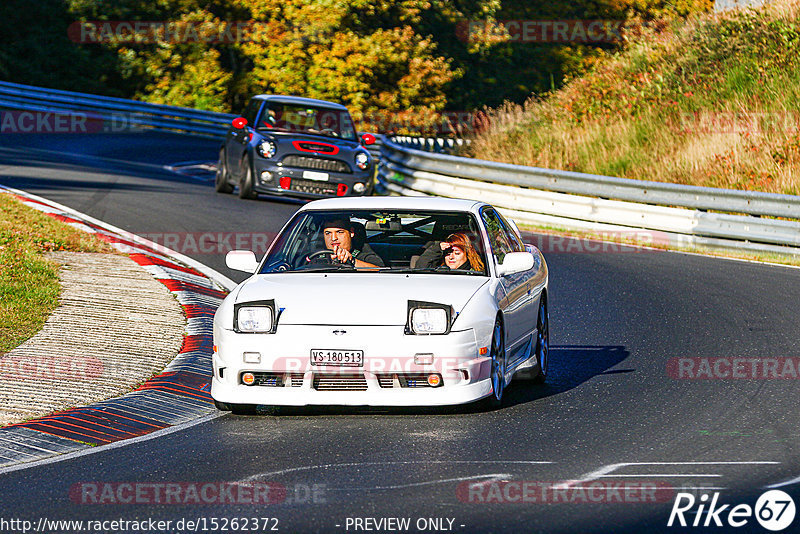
[
  {"xmin": 331, "ymin": 245, "xmax": 352, "ymax": 264},
  {"xmin": 439, "ymin": 241, "xmax": 451, "ymax": 250}
]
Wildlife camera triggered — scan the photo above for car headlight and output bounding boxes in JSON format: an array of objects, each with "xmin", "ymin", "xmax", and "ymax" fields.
[
  {"xmin": 234, "ymin": 300, "xmax": 276, "ymax": 333},
  {"xmin": 354, "ymin": 152, "xmax": 370, "ymax": 170},
  {"xmin": 406, "ymin": 300, "xmax": 453, "ymax": 335},
  {"xmin": 257, "ymin": 139, "xmax": 277, "ymax": 159}
]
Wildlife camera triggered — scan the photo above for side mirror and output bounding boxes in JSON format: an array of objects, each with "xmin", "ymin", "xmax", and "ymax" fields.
[
  {"xmin": 361, "ymin": 133, "xmax": 376, "ymax": 146},
  {"xmin": 226, "ymin": 250, "xmax": 258, "ymax": 273},
  {"xmin": 232, "ymin": 117, "xmax": 248, "ymax": 129},
  {"xmin": 496, "ymin": 252, "xmax": 534, "ymax": 277}
]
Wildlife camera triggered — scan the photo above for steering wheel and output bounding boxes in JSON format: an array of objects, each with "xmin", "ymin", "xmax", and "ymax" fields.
[{"xmin": 305, "ymin": 249, "xmax": 334, "ymax": 262}]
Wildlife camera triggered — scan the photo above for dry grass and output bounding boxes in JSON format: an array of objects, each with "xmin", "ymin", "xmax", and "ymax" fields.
[
  {"xmin": 0, "ymin": 193, "xmax": 113, "ymax": 354},
  {"xmin": 469, "ymin": 0, "xmax": 800, "ymax": 195}
]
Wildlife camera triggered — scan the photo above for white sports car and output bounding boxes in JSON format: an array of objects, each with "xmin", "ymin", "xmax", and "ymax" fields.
[{"xmin": 212, "ymin": 197, "xmax": 549, "ymax": 413}]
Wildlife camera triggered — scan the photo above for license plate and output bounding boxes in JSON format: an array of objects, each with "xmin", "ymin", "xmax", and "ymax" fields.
[
  {"xmin": 302, "ymin": 171, "xmax": 329, "ymax": 181},
  {"xmin": 311, "ymin": 349, "xmax": 363, "ymax": 366}
]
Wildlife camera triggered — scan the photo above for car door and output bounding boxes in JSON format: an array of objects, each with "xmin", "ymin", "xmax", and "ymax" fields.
[
  {"xmin": 481, "ymin": 207, "xmax": 532, "ymax": 366},
  {"xmin": 226, "ymin": 98, "xmax": 262, "ymax": 179}
]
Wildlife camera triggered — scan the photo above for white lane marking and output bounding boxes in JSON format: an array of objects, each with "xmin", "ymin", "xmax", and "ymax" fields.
[
  {"xmin": 555, "ymin": 461, "xmax": 780, "ymax": 490},
  {"xmin": 766, "ymin": 475, "xmax": 800, "ymax": 489},
  {"xmin": 0, "ymin": 413, "xmax": 223, "ymax": 476},
  {"xmin": 240, "ymin": 460, "xmax": 553, "ymax": 483},
  {"xmin": 599, "ymin": 474, "xmax": 722, "ymax": 478},
  {"xmin": 346, "ymin": 473, "xmax": 511, "ymax": 491}
]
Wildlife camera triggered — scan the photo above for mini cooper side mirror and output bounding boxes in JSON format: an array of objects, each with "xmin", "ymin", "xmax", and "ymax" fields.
[
  {"xmin": 496, "ymin": 251, "xmax": 534, "ymax": 277},
  {"xmin": 232, "ymin": 117, "xmax": 248, "ymax": 129},
  {"xmin": 361, "ymin": 133, "xmax": 376, "ymax": 146},
  {"xmin": 226, "ymin": 250, "xmax": 258, "ymax": 273}
]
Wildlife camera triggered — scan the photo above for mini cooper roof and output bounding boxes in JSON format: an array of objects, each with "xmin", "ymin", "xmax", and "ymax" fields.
[{"xmin": 250, "ymin": 94, "xmax": 349, "ymax": 111}]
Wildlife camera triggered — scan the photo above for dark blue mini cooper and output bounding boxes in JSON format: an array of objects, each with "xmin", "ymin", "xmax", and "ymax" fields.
[{"xmin": 215, "ymin": 95, "xmax": 376, "ymax": 199}]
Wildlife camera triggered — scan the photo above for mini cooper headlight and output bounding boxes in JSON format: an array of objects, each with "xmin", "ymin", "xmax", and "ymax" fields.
[
  {"xmin": 406, "ymin": 301, "xmax": 453, "ymax": 335},
  {"xmin": 234, "ymin": 300, "xmax": 276, "ymax": 333},
  {"xmin": 354, "ymin": 152, "xmax": 370, "ymax": 170},
  {"xmin": 257, "ymin": 139, "xmax": 277, "ymax": 159}
]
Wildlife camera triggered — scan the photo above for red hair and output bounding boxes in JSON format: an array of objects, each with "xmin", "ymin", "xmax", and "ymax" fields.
[{"xmin": 445, "ymin": 233, "xmax": 484, "ymax": 272}]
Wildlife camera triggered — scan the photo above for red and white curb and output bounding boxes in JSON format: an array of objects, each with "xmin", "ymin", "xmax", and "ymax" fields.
[{"xmin": 0, "ymin": 185, "xmax": 235, "ymax": 470}]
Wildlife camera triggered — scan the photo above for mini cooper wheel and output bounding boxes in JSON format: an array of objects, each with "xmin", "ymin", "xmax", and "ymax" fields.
[
  {"xmin": 532, "ymin": 295, "xmax": 549, "ymax": 384},
  {"xmin": 215, "ymin": 150, "xmax": 234, "ymax": 194},
  {"xmin": 480, "ymin": 318, "xmax": 506, "ymax": 410},
  {"xmin": 238, "ymin": 159, "xmax": 258, "ymax": 199}
]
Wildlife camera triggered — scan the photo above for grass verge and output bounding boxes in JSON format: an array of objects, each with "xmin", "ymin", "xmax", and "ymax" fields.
[
  {"xmin": 469, "ymin": 0, "xmax": 800, "ymax": 195},
  {"xmin": 0, "ymin": 192, "xmax": 113, "ymax": 355}
]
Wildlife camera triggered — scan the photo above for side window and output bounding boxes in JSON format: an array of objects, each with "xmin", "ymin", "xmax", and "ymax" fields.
[
  {"xmin": 242, "ymin": 99, "xmax": 262, "ymax": 126},
  {"xmin": 497, "ymin": 212, "xmax": 525, "ymax": 252},
  {"xmin": 481, "ymin": 208, "xmax": 514, "ymax": 264}
]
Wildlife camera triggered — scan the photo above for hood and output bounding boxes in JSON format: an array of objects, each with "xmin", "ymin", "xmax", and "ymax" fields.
[{"xmin": 234, "ymin": 273, "xmax": 489, "ymax": 326}]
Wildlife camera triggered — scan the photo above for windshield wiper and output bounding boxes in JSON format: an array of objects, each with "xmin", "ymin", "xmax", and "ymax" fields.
[{"xmin": 387, "ymin": 267, "xmax": 483, "ymax": 275}]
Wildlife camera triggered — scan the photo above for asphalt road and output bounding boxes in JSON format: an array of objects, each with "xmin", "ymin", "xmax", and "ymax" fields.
[{"xmin": 2, "ymin": 131, "xmax": 800, "ymax": 533}]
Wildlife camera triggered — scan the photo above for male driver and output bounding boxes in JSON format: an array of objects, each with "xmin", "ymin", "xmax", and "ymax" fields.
[{"xmin": 321, "ymin": 217, "xmax": 384, "ymax": 268}]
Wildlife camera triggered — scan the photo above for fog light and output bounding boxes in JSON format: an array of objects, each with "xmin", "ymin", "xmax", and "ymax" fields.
[
  {"xmin": 427, "ymin": 374, "xmax": 442, "ymax": 387},
  {"xmin": 243, "ymin": 352, "xmax": 261, "ymax": 364},
  {"xmin": 414, "ymin": 353, "xmax": 434, "ymax": 365},
  {"xmin": 260, "ymin": 171, "xmax": 272, "ymax": 182},
  {"xmin": 353, "ymin": 182, "xmax": 366, "ymax": 193},
  {"xmin": 242, "ymin": 372, "xmax": 255, "ymax": 385}
]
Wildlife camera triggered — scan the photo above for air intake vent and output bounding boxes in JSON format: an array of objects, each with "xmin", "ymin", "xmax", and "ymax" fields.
[
  {"xmin": 312, "ymin": 374, "xmax": 368, "ymax": 391},
  {"xmin": 282, "ymin": 155, "xmax": 351, "ymax": 173}
]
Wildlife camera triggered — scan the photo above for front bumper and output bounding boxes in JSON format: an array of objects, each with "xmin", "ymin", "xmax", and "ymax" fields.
[
  {"xmin": 211, "ymin": 325, "xmax": 493, "ymax": 407},
  {"xmin": 252, "ymin": 160, "xmax": 371, "ymax": 198}
]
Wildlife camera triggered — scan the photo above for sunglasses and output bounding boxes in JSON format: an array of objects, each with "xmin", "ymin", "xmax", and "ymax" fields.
[{"xmin": 443, "ymin": 247, "xmax": 461, "ymax": 256}]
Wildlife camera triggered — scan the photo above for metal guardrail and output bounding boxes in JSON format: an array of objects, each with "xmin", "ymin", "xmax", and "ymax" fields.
[
  {"xmin": 0, "ymin": 81, "xmax": 234, "ymax": 138},
  {"xmin": 3, "ymin": 81, "xmax": 798, "ymax": 257},
  {"xmin": 378, "ymin": 136, "xmax": 800, "ymax": 257}
]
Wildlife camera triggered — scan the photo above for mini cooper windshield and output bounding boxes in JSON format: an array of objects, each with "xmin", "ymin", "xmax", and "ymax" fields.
[
  {"xmin": 256, "ymin": 103, "xmax": 357, "ymax": 142},
  {"xmin": 260, "ymin": 210, "xmax": 489, "ymax": 275}
]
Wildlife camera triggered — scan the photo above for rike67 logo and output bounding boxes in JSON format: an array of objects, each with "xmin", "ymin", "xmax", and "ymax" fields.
[{"xmin": 668, "ymin": 490, "xmax": 796, "ymax": 531}]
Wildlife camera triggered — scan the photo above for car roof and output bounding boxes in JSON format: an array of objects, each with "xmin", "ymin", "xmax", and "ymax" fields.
[
  {"xmin": 251, "ymin": 94, "xmax": 349, "ymax": 111},
  {"xmin": 298, "ymin": 197, "xmax": 486, "ymax": 213}
]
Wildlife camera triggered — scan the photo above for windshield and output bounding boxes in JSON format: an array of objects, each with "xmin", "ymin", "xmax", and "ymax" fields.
[
  {"xmin": 256, "ymin": 102, "xmax": 357, "ymax": 142},
  {"xmin": 260, "ymin": 210, "xmax": 488, "ymax": 276}
]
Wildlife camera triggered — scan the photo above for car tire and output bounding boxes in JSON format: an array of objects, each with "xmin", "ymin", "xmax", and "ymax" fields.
[
  {"xmin": 238, "ymin": 158, "xmax": 258, "ymax": 200},
  {"xmin": 532, "ymin": 294, "xmax": 549, "ymax": 384},
  {"xmin": 213, "ymin": 399, "xmax": 232, "ymax": 411},
  {"xmin": 230, "ymin": 403, "xmax": 258, "ymax": 415},
  {"xmin": 215, "ymin": 150, "xmax": 234, "ymax": 194},
  {"xmin": 479, "ymin": 317, "xmax": 506, "ymax": 410}
]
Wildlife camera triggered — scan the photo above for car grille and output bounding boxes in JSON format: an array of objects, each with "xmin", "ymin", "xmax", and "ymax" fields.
[
  {"xmin": 286, "ymin": 178, "xmax": 341, "ymax": 195},
  {"xmin": 376, "ymin": 373, "xmax": 443, "ymax": 388},
  {"xmin": 248, "ymin": 372, "xmax": 304, "ymax": 387},
  {"xmin": 282, "ymin": 155, "xmax": 351, "ymax": 173},
  {"xmin": 312, "ymin": 374, "xmax": 368, "ymax": 391}
]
